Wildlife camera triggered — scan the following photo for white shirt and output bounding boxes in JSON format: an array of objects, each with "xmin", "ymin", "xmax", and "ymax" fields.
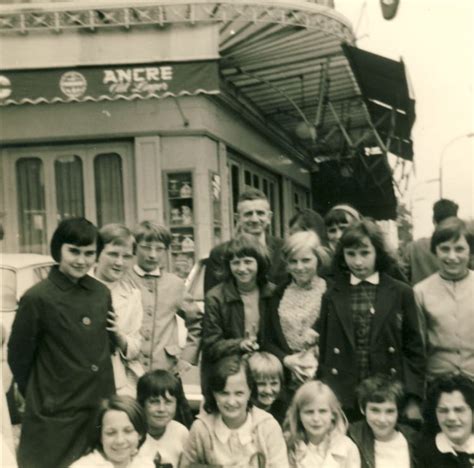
[
  {"xmin": 350, "ymin": 272, "xmax": 380, "ymax": 286},
  {"xmin": 139, "ymin": 420, "xmax": 189, "ymax": 467},
  {"xmin": 374, "ymin": 431, "xmax": 410, "ymax": 468},
  {"xmin": 70, "ymin": 450, "xmax": 154, "ymax": 468},
  {"xmin": 436, "ymin": 432, "xmax": 474, "ymax": 454}
]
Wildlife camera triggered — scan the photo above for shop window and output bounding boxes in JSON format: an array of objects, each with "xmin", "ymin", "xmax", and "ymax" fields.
[
  {"xmin": 244, "ymin": 170, "xmax": 251, "ymax": 187},
  {"xmin": 55, "ymin": 155, "xmax": 85, "ymax": 220},
  {"xmin": 94, "ymin": 153, "xmax": 125, "ymax": 226},
  {"xmin": 16, "ymin": 158, "xmax": 47, "ymax": 254},
  {"xmin": 253, "ymin": 174, "xmax": 260, "ymax": 188}
]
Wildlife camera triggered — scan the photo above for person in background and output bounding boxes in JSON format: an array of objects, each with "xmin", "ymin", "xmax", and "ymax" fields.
[
  {"xmin": 137, "ymin": 370, "xmax": 189, "ymax": 468},
  {"xmin": 180, "ymin": 354, "xmax": 289, "ymax": 468},
  {"xmin": 317, "ymin": 219, "xmax": 425, "ymax": 422},
  {"xmin": 348, "ymin": 375, "xmax": 419, "ymax": 468},
  {"xmin": 71, "ymin": 395, "xmax": 153, "ymax": 468},
  {"xmin": 204, "ymin": 188, "xmax": 287, "ymax": 293},
  {"xmin": 128, "ymin": 221, "xmax": 194, "ymax": 427},
  {"xmin": 284, "ymin": 380, "xmax": 360, "ymax": 468},
  {"xmin": 324, "ymin": 204, "xmax": 361, "ymax": 254},
  {"xmin": 248, "ymin": 351, "xmax": 289, "ymax": 426},
  {"xmin": 263, "ymin": 231, "xmax": 326, "ymax": 391},
  {"xmin": 418, "ymin": 375, "xmax": 474, "ymax": 468},
  {"xmin": 414, "ymin": 217, "xmax": 474, "ymax": 382},
  {"xmin": 289, "ymin": 208, "xmax": 327, "ymax": 244},
  {"xmin": 201, "ymin": 234, "xmax": 274, "ymax": 391},
  {"xmin": 92, "ymin": 223, "xmax": 144, "ymax": 396},
  {"xmin": 402, "ymin": 198, "xmax": 459, "ymax": 285},
  {"xmin": 8, "ymin": 218, "xmax": 115, "ymax": 468}
]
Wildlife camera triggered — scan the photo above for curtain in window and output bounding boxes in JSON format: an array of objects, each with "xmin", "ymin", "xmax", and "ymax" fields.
[
  {"xmin": 55, "ymin": 155, "xmax": 85, "ymax": 220},
  {"xmin": 94, "ymin": 153, "xmax": 125, "ymax": 227},
  {"xmin": 16, "ymin": 158, "xmax": 47, "ymax": 254}
]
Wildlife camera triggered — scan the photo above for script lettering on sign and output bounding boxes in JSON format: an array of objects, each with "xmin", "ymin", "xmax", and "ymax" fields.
[{"xmin": 103, "ymin": 66, "xmax": 173, "ymax": 95}]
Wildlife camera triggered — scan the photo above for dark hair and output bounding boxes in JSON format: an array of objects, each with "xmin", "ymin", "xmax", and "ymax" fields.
[
  {"xmin": 289, "ymin": 209, "xmax": 327, "ymax": 243},
  {"xmin": 50, "ymin": 217, "xmax": 100, "ymax": 262},
  {"xmin": 97, "ymin": 223, "xmax": 135, "ymax": 257},
  {"xmin": 237, "ymin": 188, "xmax": 269, "ymax": 204},
  {"xmin": 222, "ymin": 233, "xmax": 270, "ymax": 287},
  {"xmin": 133, "ymin": 220, "xmax": 172, "ymax": 248},
  {"xmin": 333, "ymin": 219, "xmax": 397, "ymax": 274},
  {"xmin": 91, "ymin": 395, "xmax": 148, "ymax": 455},
  {"xmin": 324, "ymin": 204, "xmax": 361, "ymax": 228},
  {"xmin": 357, "ymin": 375, "xmax": 405, "ymax": 412},
  {"xmin": 423, "ymin": 375, "xmax": 474, "ymax": 436},
  {"xmin": 433, "ymin": 199, "xmax": 459, "ymax": 224},
  {"xmin": 204, "ymin": 354, "xmax": 256, "ymax": 414},
  {"xmin": 137, "ymin": 369, "xmax": 183, "ymax": 407},
  {"xmin": 431, "ymin": 217, "xmax": 474, "ymax": 254}
]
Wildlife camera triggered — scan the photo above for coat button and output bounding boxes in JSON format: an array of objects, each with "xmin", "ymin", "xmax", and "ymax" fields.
[
  {"xmin": 388, "ymin": 347, "xmax": 395, "ymax": 353},
  {"xmin": 390, "ymin": 368, "xmax": 396, "ymax": 375},
  {"xmin": 333, "ymin": 347, "xmax": 340, "ymax": 354},
  {"xmin": 91, "ymin": 364, "xmax": 99, "ymax": 372},
  {"xmin": 331, "ymin": 368, "xmax": 338, "ymax": 375},
  {"xmin": 82, "ymin": 316, "xmax": 91, "ymax": 326}
]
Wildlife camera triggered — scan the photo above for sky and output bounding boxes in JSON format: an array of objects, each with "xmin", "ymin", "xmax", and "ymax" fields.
[{"xmin": 335, "ymin": 0, "xmax": 474, "ymax": 237}]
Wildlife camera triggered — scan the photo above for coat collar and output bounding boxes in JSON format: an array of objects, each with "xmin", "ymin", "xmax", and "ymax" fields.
[
  {"xmin": 49, "ymin": 265, "xmax": 98, "ymax": 291},
  {"xmin": 436, "ymin": 432, "xmax": 474, "ymax": 454},
  {"xmin": 221, "ymin": 280, "xmax": 274, "ymax": 303}
]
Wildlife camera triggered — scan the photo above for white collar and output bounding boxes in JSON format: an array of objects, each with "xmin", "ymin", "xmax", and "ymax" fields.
[
  {"xmin": 436, "ymin": 432, "xmax": 474, "ymax": 454},
  {"xmin": 133, "ymin": 264, "xmax": 161, "ymax": 277},
  {"xmin": 350, "ymin": 272, "xmax": 380, "ymax": 286},
  {"xmin": 214, "ymin": 413, "xmax": 253, "ymax": 446}
]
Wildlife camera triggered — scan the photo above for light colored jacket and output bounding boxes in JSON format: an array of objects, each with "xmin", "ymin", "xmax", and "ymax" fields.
[
  {"xmin": 180, "ymin": 406, "xmax": 289, "ymax": 468},
  {"xmin": 70, "ymin": 449, "xmax": 154, "ymax": 468}
]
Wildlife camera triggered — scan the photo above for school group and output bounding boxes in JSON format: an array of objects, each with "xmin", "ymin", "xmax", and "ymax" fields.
[{"xmin": 4, "ymin": 188, "xmax": 474, "ymax": 468}]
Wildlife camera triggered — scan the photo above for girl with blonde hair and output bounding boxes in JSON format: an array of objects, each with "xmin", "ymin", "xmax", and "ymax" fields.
[{"xmin": 284, "ymin": 381, "xmax": 360, "ymax": 468}]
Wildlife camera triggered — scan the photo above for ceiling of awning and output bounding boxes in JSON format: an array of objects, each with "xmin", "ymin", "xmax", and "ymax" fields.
[{"xmin": 216, "ymin": 1, "xmax": 415, "ymax": 164}]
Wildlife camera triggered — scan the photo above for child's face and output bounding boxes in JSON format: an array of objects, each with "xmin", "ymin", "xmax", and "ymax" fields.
[
  {"xmin": 436, "ymin": 391, "xmax": 473, "ymax": 446},
  {"xmin": 299, "ymin": 396, "xmax": 334, "ymax": 445},
  {"xmin": 144, "ymin": 392, "xmax": 177, "ymax": 433},
  {"xmin": 365, "ymin": 400, "xmax": 398, "ymax": 442},
  {"xmin": 255, "ymin": 377, "xmax": 281, "ymax": 409},
  {"xmin": 101, "ymin": 409, "xmax": 140, "ymax": 466},
  {"xmin": 96, "ymin": 242, "xmax": 134, "ymax": 283},
  {"xmin": 59, "ymin": 243, "xmax": 97, "ymax": 283},
  {"xmin": 343, "ymin": 236, "xmax": 377, "ymax": 280},
  {"xmin": 214, "ymin": 368, "xmax": 251, "ymax": 429},
  {"xmin": 135, "ymin": 241, "xmax": 167, "ymax": 272},
  {"xmin": 327, "ymin": 222, "xmax": 349, "ymax": 249},
  {"xmin": 229, "ymin": 256, "xmax": 258, "ymax": 289},
  {"xmin": 287, "ymin": 246, "xmax": 318, "ymax": 288}
]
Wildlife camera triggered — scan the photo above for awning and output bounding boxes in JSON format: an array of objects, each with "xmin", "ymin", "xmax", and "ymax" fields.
[
  {"xmin": 342, "ymin": 44, "xmax": 415, "ymax": 160},
  {"xmin": 0, "ymin": 60, "xmax": 219, "ymax": 105}
]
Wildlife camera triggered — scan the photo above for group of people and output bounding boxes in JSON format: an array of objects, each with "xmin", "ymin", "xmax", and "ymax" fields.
[{"xmin": 1, "ymin": 188, "xmax": 473, "ymax": 468}]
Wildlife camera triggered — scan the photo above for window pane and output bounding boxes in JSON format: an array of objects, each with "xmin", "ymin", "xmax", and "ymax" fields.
[
  {"xmin": 94, "ymin": 153, "xmax": 125, "ymax": 226},
  {"xmin": 244, "ymin": 170, "xmax": 251, "ymax": 187},
  {"xmin": 55, "ymin": 155, "xmax": 85, "ymax": 221},
  {"xmin": 16, "ymin": 158, "xmax": 47, "ymax": 253}
]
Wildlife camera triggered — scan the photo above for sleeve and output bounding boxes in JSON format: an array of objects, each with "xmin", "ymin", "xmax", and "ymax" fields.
[
  {"xmin": 180, "ymin": 290, "xmax": 204, "ymax": 365},
  {"xmin": 413, "ymin": 284, "xmax": 428, "ymax": 350},
  {"xmin": 401, "ymin": 285, "xmax": 426, "ymax": 400},
  {"xmin": 7, "ymin": 292, "xmax": 43, "ymax": 396},
  {"xmin": 261, "ymin": 418, "xmax": 289, "ymax": 468},
  {"xmin": 344, "ymin": 438, "xmax": 361, "ymax": 468},
  {"xmin": 179, "ymin": 421, "xmax": 206, "ymax": 468},
  {"xmin": 202, "ymin": 293, "xmax": 242, "ymax": 361},
  {"xmin": 260, "ymin": 300, "xmax": 288, "ymax": 362},
  {"xmin": 204, "ymin": 245, "xmax": 225, "ymax": 295},
  {"xmin": 315, "ymin": 293, "xmax": 330, "ymax": 378},
  {"xmin": 121, "ymin": 289, "xmax": 144, "ymax": 360}
]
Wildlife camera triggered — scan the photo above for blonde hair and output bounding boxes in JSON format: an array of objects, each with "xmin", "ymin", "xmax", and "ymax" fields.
[
  {"xmin": 284, "ymin": 381, "xmax": 348, "ymax": 457},
  {"xmin": 248, "ymin": 352, "xmax": 284, "ymax": 382}
]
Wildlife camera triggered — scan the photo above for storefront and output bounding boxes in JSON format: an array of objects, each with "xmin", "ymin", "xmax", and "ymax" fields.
[{"xmin": 0, "ymin": 1, "xmax": 413, "ymax": 276}]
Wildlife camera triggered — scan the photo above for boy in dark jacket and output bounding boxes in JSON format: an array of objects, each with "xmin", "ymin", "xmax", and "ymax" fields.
[{"xmin": 348, "ymin": 375, "xmax": 419, "ymax": 468}]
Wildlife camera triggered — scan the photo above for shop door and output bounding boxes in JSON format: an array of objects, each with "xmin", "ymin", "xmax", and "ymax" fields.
[
  {"xmin": 6, "ymin": 142, "xmax": 134, "ymax": 254},
  {"xmin": 227, "ymin": 154, "xmax": 282, "ymax": 237}
]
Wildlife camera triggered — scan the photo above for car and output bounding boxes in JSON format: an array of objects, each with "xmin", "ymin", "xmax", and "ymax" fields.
[{"xmin": 1, "ymin": 254, "xmax": 56, "ymax": 389}]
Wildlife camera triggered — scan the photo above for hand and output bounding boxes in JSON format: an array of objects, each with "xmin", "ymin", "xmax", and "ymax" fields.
[
  {"xmin": 284, "ymin": 351, "xmax": 318, "ymax": 383},
  {"xmin": 106, "ymin": 310, "xmax": 127, "ymax": 353},
  {"xmin": 240, "ymin": 338, "xmax": 259, "ymax": 353}
]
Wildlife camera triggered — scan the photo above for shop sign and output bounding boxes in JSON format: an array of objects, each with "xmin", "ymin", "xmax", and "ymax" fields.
[{"xmin": 0, "ymin": 60, "xmax": 219, "ymax": 106}]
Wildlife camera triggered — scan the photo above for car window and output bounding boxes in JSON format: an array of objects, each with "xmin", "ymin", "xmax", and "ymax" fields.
[
  {"xmin": 0, "ymin": 268, "xmax": 17, "ymax": 312},
  {"xmin": 34, "ymin": 265, "xmax": 52, "ymax": 282}
]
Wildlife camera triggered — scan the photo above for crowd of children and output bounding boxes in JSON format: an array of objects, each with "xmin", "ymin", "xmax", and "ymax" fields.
[{"xmin": 2, "ymin": 190, "xmax": 474, "ymax": 468}]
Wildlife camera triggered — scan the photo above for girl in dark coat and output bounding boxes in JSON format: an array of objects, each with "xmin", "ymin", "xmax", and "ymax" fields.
[
  {"xmin": 8, "ymin": 218, "xmax": 115, "ymax": 468},
  {"xmin": 201, "ymin": 234, "xmax": 274, "ymax": 389},
  {"xmin": 317, "ymin": 220, "xmax": 425, "ymax": 422}
]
